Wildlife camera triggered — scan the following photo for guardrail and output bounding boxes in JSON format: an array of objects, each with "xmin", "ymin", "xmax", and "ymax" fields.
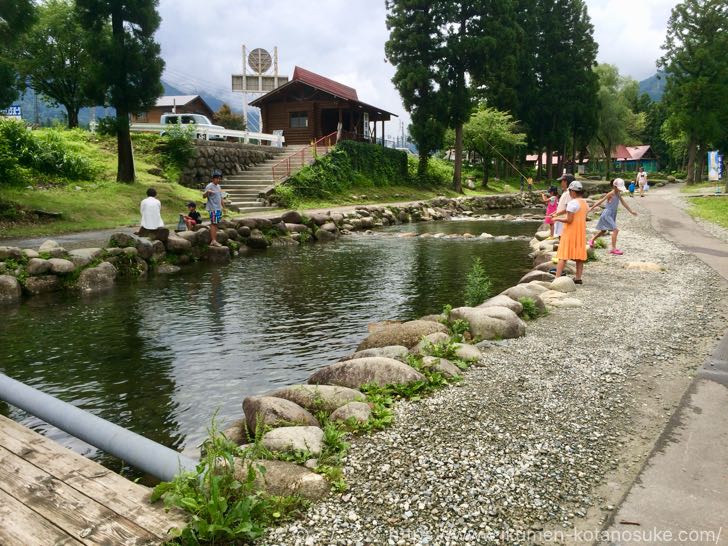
[
  {"xmin": 0, "ymin": 372, "xmax": 197, "ymax": 481},
  {"xmin": 271, "ymin": 131, "xmax": 338, "ymax": 182},
  {"xmin": 129, "ymin": 123, "xmax": 285, "ymax": 147}
]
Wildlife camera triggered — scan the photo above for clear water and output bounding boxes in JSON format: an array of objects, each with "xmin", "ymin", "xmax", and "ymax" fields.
[{"xmin": 0, "ymin": 218, "xmax": 538, "ymax": 473}]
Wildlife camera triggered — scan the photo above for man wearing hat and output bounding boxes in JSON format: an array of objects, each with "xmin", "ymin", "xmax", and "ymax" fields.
[{"xmin": 203, "ymin": 169, "xmax": 225, "ymax": 247}]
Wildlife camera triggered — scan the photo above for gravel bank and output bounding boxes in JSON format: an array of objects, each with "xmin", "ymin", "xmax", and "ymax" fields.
[{"xmin": 263, "ymin": 203, "xmax": 727, "ymax": 546}]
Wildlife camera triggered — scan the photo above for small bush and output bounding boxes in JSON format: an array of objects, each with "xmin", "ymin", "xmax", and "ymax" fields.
[
  {"xmin": 518, "ymin": 296, "xmax": 546, "ymax": 320},
  {"xmin": 594, "ymin": 238, "xmax": 607, "ymax": 249},
  {"xmin": 159, "ymin": 123, "xmax": 196, "ymax": 178},
  {"xmin": 464, "ymin": 257, "xmax": 492, "ymax": 306},
  {"xmin": 408, "ymin": 155, "xmax": 453, "ymax": 186}
]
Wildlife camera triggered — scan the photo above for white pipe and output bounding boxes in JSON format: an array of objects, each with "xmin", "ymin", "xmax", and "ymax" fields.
[{"xmin": 0, "ymin": 373, "xmax": 197, "ymax": 482}]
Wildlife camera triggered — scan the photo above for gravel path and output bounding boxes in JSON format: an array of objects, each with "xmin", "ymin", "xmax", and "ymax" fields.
[{"xmin": 262, "ymin": 201, "xmax": 727, "ymax": 546}]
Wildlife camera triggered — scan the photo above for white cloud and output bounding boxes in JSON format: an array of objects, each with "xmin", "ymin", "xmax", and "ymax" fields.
[{"xmin": 156, "ymin": 0, "xmax": 675, "ymax": 135}]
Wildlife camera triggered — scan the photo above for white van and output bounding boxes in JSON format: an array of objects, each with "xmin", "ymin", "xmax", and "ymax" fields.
[{"xmin": 160, "ymin": 113, "xmax": 225, "ymax": 141}]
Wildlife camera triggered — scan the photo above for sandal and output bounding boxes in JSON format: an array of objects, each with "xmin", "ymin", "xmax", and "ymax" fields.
[
  {"xmin": 574, "ymin": 279, "xmax": 583, "ymax": 285},
  {"xmin": 609, "ymin": 249, "xmax": 624, "ymax": 255}
]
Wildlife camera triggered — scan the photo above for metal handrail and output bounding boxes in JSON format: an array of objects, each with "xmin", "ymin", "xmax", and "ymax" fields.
[
  {"xmin": 271, "ymin": 131, "xmax": 339, "ymax": 182},
  {"xmin": 0, "ymin": 372, "xmax": 197, "ymax": 482}
]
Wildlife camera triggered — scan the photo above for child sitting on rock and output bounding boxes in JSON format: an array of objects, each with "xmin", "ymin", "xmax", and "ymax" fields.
[{"xmin": 182, "ymin": 201, "xmax": 202, "ymax": 231}]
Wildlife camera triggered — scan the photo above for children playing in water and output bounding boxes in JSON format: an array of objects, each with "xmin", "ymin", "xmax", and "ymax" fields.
[
  {"xmin": 542, "ymin": 186, "xmax": 559, "ymax": 238},
  {"xmin": 588, "ymin": 178, "xmax": 638, "ymax": 255}
]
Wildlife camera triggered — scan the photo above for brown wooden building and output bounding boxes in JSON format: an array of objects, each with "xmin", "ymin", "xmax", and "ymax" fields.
[
  {"xmin": 250, "ymin": 66, "xmax": 396, "ymax": 145},
  {"xmin": 131, "ymin": 95, "xmax": 215, "ymax": 124}
]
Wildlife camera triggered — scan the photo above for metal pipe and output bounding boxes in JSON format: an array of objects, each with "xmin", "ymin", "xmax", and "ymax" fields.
[{"xmin": 0, "ymin": 373, "xmax": 197, "ymax": 482}]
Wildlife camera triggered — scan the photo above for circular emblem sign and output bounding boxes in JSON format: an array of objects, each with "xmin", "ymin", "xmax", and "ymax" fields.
[{"xmin": 248, "ymin": 48, "xmax": 272, "ymax": 74}]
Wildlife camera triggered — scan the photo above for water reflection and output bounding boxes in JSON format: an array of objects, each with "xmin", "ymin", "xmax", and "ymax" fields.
[{"xmin": 0, "ymin": 219, "xmax": 538, "ymax": 466}]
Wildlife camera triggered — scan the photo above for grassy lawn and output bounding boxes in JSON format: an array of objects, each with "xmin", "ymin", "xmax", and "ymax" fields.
[
  {"xmin": 0, "ymin": 131, "xmax": 200, "ymax": 239},
  {"xmin": 689, "ymin": 196, "xmax": 728, "ymax": 229},
  {"xmin": 680, "ymin": 181, "xmax": 727, "ymax": 194}
]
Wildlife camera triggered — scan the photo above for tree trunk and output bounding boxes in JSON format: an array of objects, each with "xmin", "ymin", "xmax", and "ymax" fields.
[
  {"xmin": 453, "ymin": 123, "xmax": 463, "ymax": 193},
  {"xmin": 66, "ymin": 106, "xmax": 80, "ymax": 129},
  {"xmin": 537, "ymin": 150, "xmax": 542, "ymax": 181},
  {"xmin": 545, "ymin": 146, "xmax": 552, "ymax": 180},
  {"xmin": 482, "ymin": 160, "xmax": 489, "ymax": 189},
  {"xmin": 417, "ymin": 154, "xmax": 429, "ymax": 183},
  {"xmin": 686, "ymin": 139, "xmax": 697, "ymax": 185},
  {"xmin": 116, "ymin": 111, "xmax": 135, "ymax": 182},
  {"xmin": 695, "ymin": 145, "xmax": 706, "ymax": 183}
]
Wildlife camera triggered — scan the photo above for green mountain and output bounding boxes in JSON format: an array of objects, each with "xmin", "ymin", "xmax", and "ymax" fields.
[{"xmin": 639, "ymin": 72, "xmax": 666, "ymax": 101}]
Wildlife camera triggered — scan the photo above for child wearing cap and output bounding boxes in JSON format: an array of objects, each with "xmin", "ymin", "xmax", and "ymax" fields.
[
  {"xmin": 182, "ymin": 201, "xmax": 202, "ymax": 231},
  {"xmin": 549, "ymin": 180, "xmax": 587, "ymax": 284},
  {"xmin": 588, "ymin": 178, "xmax": 637, "ymax": 255}
]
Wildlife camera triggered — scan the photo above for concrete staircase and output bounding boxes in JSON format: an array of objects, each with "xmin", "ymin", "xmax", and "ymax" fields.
[{"xmin": 224, "ymin": 144, "xmax": 334, "ymax": 214}]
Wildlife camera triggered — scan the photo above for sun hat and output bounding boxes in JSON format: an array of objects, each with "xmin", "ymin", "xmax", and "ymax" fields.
[
  {"xmin": 211, "ymin": 169, "xmax": 223, "ymax": 178},
  {"xmin": 613, "ymin": 178, "xmax": 626, "ymax": 192},
  {"xmin": 568, "ymin": 180, "xmax": 583, "ymax": 191}
]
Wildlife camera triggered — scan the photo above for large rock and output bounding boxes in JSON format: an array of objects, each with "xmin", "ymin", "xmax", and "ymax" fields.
[
  {"xmin": 0, "ymin": 246, "xmax": 23, "ymax": 260},
  {"xmin": 0, "ymin": 275, "xmax": 21, "ymax": 303},
  {"xmin": 265, "ymin": 384, "xmax": 364, "ymax": 414},
  {"xmin": 262, "ymin": 426, "xmax": 324, "ymax": 456},
  {"xmin": 24, "ymin": 275, "xmax": 61, "ymax": 295},
  {"xmin": 550, "ymin": 276, "xmax": 576, "ymax": 293},
  {"xmin": 281, "ymin": 211, "xmax": 303, "ymax": 224},
  {"xmin": 625, "ymin": 261, "xmax": 664, "ymax": 272},
  {"xmin": 38, "ymin": 240, "xmax": 67, "ymax": 257},
  {"xmin": 309, "ymin": 213, "xmax": 330, "ymax": 226},
  {"xmin": 314, "ymin": 229, "xmax": 336, "ymax": 242},
  {"xmin": 108, "ymin": 232, "xmax": 136, "ymax": 248},
  {"xmin": 340, "ymin": 345, "xmax": 409, "ymax": 362},
  {"xmin": 77, "ymin": 262, "xmax": 117, "ymax": 293},
  {"xmin": 234, "ymin": 459, "xmax": 329, "ymax": 501},
  {"xmin": 502, "ymin": 283, "xmax": 547, "ymax": 301},
  {"xmin": 165, "ymin": 234, "xmax": 192, "ymax": 253},
  {"xmin": 357, "ymin": 320, "xmax": 449, "ymax": 350},
  {"xmin": 421, "ymin": 356, "xmax": 462, "ymax": 378},
  {"xmin": 26, "ymin": 258, "xmax": 51, "ymax": 276},
  {"xmin": 156, "ymin": 263, "xmax": 181, "ymax": 275},
  {"xmin": 453, "ymin": 343, "xmax": 483, "ymax": 362},
  {"xmin": 308, "ymin": 357, "xmax": 425, "ymax": 389},
  {"xmin": 47, "ymin": 258, "xmax": 75, "ymax": 275},
  {"xmin": 329, "ymin": 401, "xmax": 372, "ymax": 424},
  {"xmin": 449, "ymin": 306, "xmax": 526, "ymax": 340},
  {"xmin": 246, "ymin": 232, "xmax": 270, "ymax": 249},
  {"xmin": 410, "ymin": 332, "xmax": 451, "ymax": 355},
  {"xmin": 68, "ymin": 248, "xmax": 103, "ymax": 268},
  {"xmin": 285, "ymin": 223, "xmax": 309, "ymax": 234},
  {"xmin": 478, "ymin": 294, "xmax": 523, "ymax": 315},
  {"xmin": 205, "ymin": 245, "xmax": 231, "ymax": 264},
  {"xmin": 137, "ymin": 227, "xmax": 169, "ymax": 242},
  {"xmin": 242, "ymin": 396, "xmax": 319, "ymax": 435},
  {"xmin": 519, "ymin": 270, "xmax": 556, "ymax": 284}
]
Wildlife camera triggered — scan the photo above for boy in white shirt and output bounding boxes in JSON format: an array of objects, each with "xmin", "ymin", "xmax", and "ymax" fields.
[{"xmin": 139, "ymin": 188, "xmax": 164, "ymax": 231}]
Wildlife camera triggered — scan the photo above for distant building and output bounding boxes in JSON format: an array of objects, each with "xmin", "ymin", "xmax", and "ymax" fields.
[
  {"xmin": 131, "ymin": 95, "xmax": 215, "ymax": 124},
  {"xmin": 250, "ymin": 66, "xmax": 396, "ymax": 145},
  {"xmin": 612, "ymin": 145, "xmax": 659, "ymax": 172}
]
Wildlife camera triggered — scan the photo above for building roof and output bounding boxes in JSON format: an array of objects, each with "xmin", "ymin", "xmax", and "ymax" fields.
[
  {"xmin": 624, "ymin": 145, "xmax": 652, "ymax": 160},
  {"xmin": 250, "ymin": 66, "xmax": 396, "ymax": 119},
  {"xmin": 155, "ymin": 95, "xmax": 201, "ymax": 108},
  {"xmin": 291, "ymin": 66, "xmax": 358, "ymax": 101}
]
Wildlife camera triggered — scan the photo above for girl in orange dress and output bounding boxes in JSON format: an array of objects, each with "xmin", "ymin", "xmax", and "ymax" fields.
[{"xmin": 549, "ymin": 180, "xmax": 588, "ymax": 284}]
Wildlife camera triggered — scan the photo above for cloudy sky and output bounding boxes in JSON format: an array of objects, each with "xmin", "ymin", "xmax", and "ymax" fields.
[{"xmin": 156, "ymin": 0, "xmax": 677, "ymax": 134}]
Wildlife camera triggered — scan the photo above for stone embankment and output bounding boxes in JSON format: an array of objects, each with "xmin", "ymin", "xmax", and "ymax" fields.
[
  {"xmin": 0, "ymin": 193, "xmax": 541, "ymax": 305},
  {"xmin": 255, "ymin": 201, "xmax": 726, "ymax": 545},
  {"xmin": 179, "ymin": 140, "xmax": 281, "ymax": 187}
]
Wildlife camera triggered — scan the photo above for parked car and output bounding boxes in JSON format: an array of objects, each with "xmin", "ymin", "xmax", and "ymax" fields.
[{"xmin": 160, "ymin": 113, "xmax": 225, "ymax": 141}]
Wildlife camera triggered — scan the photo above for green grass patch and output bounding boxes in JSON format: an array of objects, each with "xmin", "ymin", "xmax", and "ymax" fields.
[
  {"xmin": 681, "ymin": 181, "xmax": 727, "ymax": 194},
  {"xmin": 689, "ymin": 196, "xmax": 728, "ymax": 229}
]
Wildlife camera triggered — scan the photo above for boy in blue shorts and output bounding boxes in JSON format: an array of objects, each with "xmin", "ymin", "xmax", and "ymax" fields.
[{"xmin": 203, "ymin": 169, "xmax": 224, "ymax": 247}]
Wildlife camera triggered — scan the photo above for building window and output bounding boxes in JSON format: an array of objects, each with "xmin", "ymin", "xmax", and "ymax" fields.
[
  {"xmin": 289, "ymin": 111, "xmax": 308, "ymax": 128},
  {"xmin": 136, "ymin": 112, "xmax": 148, "ymax": 122}
]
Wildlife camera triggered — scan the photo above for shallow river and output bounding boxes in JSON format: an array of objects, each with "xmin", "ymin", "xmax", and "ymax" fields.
[{"xmin": 0, "ymin": 217, "xmax": 538, "ymax": 470}]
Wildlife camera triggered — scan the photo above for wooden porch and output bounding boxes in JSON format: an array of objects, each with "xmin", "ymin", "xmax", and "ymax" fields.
[{"xmin": 0, "ymin": 415, "xmax": 186, "ymax": 545}]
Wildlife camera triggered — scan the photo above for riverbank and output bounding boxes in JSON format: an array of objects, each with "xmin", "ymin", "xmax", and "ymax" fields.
[{"xmin": 261, "ymin": 195, "xmax": 728, "ymax": 544}]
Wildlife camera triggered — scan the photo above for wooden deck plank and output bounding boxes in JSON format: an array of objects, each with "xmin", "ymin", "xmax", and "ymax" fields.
[
  {"xmin": 0, "ymin": 489, "xmax": 84, "ymax": 546},
  {"xmin": 0, "ymin": 415, "xmax": 187, "ymax": 538},
  {"xmin": 0, "ymin": 445, "xmax": 163, "ymax": 545}
]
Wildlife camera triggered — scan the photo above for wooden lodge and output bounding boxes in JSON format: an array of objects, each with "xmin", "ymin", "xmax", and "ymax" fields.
[{"xmin": 250, "ymin": 66, "xmax": 396, "ymax": 146}]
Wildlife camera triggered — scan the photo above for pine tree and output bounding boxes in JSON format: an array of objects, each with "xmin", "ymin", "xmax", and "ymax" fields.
[
  {"xmin": 658, "ymin": 0, "xmax": 728, "ymax": 184},
  {"xmin": 76, "ymin": 0, "xmax": 164, "ymax": 182}
]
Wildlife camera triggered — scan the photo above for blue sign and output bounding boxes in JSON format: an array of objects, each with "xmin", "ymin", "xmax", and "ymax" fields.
[{"xmin": 1, "ymin": 105, "xmax": 22, "ymax": 119}]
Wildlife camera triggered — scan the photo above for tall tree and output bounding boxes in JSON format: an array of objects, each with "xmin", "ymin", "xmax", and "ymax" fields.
[
  {"xmin": 76, "ymin": 0, "xmax": 164, "ymax": 182},
  {"xmin": 462, "ymin": 105, "xmax": 526, "ymax": 187},
  {"xmin": 658, "ymin": 0, "xmax": 728, "ymax": 184},
  {"xmin": 16, "ymin": 0, "xmax": 98, "ymax": 128},
  {"xmin": 214, "ymin": 103, "xmax": 245, "ymax": 130},
  {"xmin": 385, "ymin": 1, "xmax": 448, "ymax": 180},
  {"xmin": 592, "ymin": 64, "xmax": 633, "ymax": 180},
  {"xmin": 0, "ymin": 0, "xmax": 36, "ymax": 108}
]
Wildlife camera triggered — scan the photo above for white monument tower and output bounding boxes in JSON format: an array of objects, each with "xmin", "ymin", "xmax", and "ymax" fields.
[{"xmin": 231, "ymin": 46, "xmax": 288, "ymax": 131}]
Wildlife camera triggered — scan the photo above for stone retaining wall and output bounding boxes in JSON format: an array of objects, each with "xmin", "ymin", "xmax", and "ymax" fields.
[
  {"xmin": 0, "ymin": 193, "xmax": 544, "ymax": 305},
  {"xmin": 179, "ymin": 141, "xmax": 282, "ymax": 187}
]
